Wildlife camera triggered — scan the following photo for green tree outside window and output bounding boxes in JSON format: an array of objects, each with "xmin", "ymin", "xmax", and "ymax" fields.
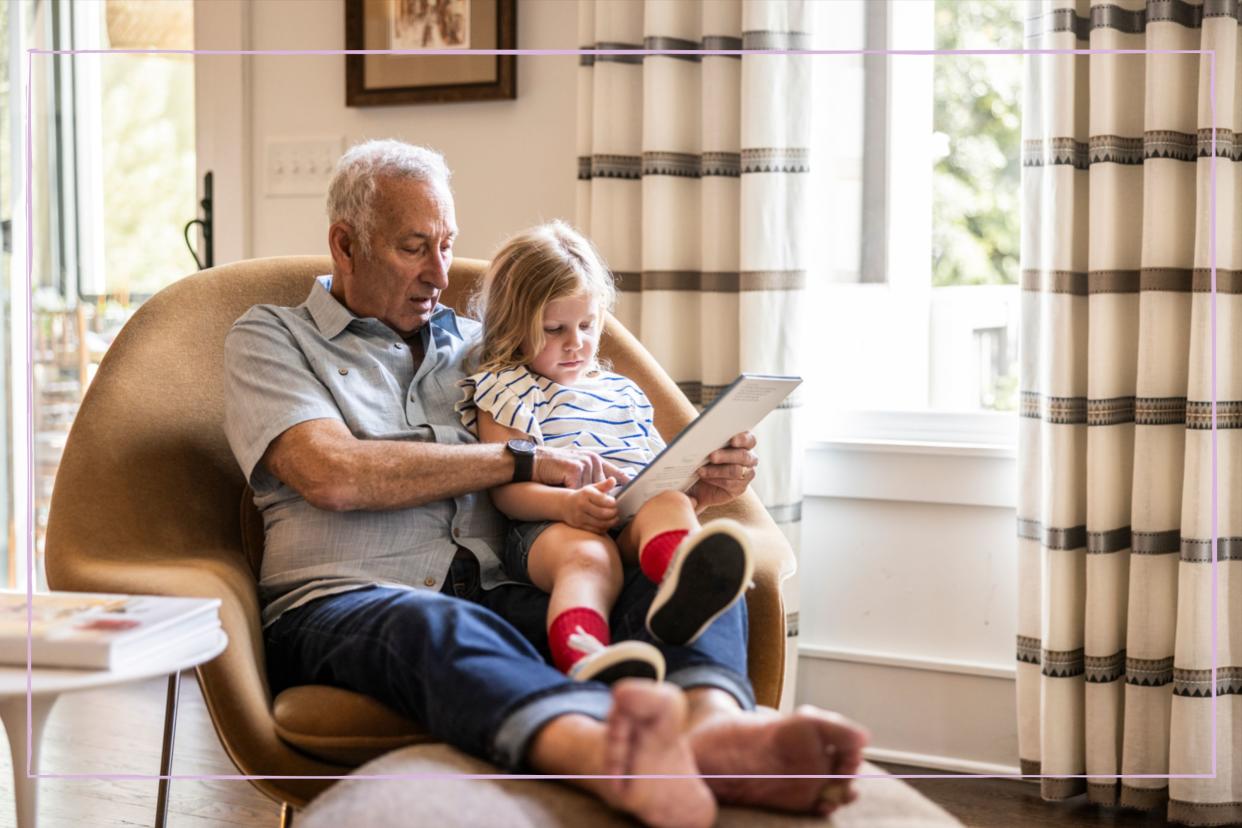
[{"xmin": 932, "ymin": 0, "xmax": 1022, "ymax": 288}]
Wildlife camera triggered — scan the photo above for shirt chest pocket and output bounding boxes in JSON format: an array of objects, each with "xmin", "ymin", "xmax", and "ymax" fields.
[{"xmin": 318, "ymin": 363, "xmax": 407, "ymax": 437}]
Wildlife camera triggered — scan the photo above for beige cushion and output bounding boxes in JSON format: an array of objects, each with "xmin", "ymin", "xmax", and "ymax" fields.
[
  {"xmin": 273, "ymin": 685, "xmax": 434, "ymax": 765},
  {"xmin": 298, "ymin": 746, "xmax": 962, "ymax": 827}
]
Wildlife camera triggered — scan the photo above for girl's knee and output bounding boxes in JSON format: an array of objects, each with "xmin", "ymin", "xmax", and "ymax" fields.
[
  {"xmin": 645, "ymin": 489, "xmax": 693, "ymax": 511},
  {"xmin": 560, "ymin": 536, "xmax": 623, "ymax": 584}
]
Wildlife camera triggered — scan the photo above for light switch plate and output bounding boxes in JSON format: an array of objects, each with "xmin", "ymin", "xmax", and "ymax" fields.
[{"xmin": 265, "ymin": 137, "xmax": 344, "ymax": 197}]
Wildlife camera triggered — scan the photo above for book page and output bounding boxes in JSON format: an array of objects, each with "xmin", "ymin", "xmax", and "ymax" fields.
[{"xmin": 615, "ymin": 374, "xmax": 801, "ymax": 520}]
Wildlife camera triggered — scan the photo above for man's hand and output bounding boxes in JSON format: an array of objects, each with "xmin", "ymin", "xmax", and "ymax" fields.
[
  {"xmin": 535, "ymin": 446, "xmax": 631, "ymax": 489},
  {"xmin": 688, "ymin": 431, "xmax": 758, "ymax": 512},
  {"xmin": 560, "ymin": 478, "xmax": 620, "ymax": 533}
]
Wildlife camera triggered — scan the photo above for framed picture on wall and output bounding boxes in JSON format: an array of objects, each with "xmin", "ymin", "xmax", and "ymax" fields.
[{"xmin": 345, "ymin": 0, "xmax": 517, "ymax": 106}]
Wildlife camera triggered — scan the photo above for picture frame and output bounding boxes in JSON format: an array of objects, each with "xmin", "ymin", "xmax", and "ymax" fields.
[{"xmin": 345, "ymin": 0, "xmax": 517, "ymax": 106}]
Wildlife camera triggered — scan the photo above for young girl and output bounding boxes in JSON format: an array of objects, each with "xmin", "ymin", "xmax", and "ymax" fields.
[{"xmin": 456, "ymin": 221, "xmax": 755, "ymax": 684}]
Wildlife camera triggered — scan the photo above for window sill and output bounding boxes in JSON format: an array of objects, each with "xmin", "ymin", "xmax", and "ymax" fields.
[
  {"xmin": 803, "ymin": 438, "xmax": 1017, "ymax": 508},
  {"xmin": 816, "ymin": 437, "xmax": 1015, "ymax": 459}
]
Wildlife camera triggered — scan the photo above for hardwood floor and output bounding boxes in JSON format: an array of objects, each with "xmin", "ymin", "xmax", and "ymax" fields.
[
  {"xmin": 0, "ymin": 673, "xmax": 279, "ymax": 828},
  {"xmin": 878, "ymin": 762, "xmax": 1173, "ymax": 827}
]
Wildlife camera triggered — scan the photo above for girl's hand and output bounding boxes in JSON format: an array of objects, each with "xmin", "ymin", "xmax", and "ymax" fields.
[{"xmin": 560, "ymin": 478, "xmax": 619, "ymax": 533}]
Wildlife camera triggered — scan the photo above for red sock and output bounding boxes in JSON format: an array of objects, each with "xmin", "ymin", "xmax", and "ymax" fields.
[
  {"xmin": 548, "ymin": 607, "xmax": 610, "ymax": 673},
  {"xmin": 639, "ymin": 529, "xmax": 689, "ymax": 583}
]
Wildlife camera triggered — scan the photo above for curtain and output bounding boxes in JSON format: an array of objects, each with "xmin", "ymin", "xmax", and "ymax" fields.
[
  {"xmin": 1019, "ymin": 1, "xmax": 1240, "ymax": 823},
  {"xmin": 576, "ymin": 0, "xmax": 811, "ymax": 700}
]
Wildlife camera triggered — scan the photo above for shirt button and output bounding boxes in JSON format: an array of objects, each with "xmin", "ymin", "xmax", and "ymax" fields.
[
  {"xmin": 338, "ymin": 367, "xmax": 348, "ymax": 375},
  {"xmin": 394, "ymin": 343, "xmax": 404, "ymax": 350},
  {"xmin": 452, "ymin": 527, "xmax": 462, "ymax": 538},
  {"xmin": 424, "ymin": 577, "xmax": 436, "ymax": 587}
]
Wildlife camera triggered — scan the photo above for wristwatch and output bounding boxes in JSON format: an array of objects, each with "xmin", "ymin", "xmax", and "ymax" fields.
[{"xmin": 506, "ymin": 439, "xmax": 537, "ymax": 483}]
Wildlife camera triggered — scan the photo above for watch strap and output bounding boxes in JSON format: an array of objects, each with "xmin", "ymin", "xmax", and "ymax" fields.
[{"xmin": 507, "ymin": 439, "xmax": 535, "ymax": 483}]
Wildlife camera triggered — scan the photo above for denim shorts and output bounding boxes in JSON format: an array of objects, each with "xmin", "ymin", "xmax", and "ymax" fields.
[{"xmin": 504, "ymin": 519, "xmax": 631, "ymax": 585}]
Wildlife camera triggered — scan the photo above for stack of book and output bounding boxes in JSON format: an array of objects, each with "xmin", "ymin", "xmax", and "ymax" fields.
[{"xmin": 0, "ymin": 591, "xmax": 222, "ymax": 670}]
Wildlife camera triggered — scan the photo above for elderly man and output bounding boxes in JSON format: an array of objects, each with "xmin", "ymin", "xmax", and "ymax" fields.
[{"xmin": 224, "ymin": 139, "xmax": 867, "ymax": 828}]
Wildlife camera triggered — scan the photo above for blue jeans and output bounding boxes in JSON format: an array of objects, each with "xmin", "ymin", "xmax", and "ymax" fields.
[{"xmin": 264, "ymin": 556, "xmax": 753, "ymax": 770}]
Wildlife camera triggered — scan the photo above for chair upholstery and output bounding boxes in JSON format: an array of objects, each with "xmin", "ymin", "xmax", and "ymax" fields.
[{"xmin": 44, "ymin": 255, "xmax": 797, "ymax": 808}]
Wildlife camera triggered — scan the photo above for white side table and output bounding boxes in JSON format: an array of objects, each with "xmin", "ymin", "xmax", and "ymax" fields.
[{"xmin": 0, "ymin": 629, "xmax": 228, "ymax": 828}]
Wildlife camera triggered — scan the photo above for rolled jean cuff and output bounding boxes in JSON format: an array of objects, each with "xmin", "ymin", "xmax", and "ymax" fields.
[
  {"xmin": 490, "ymin": 686, "xmax": 613, "ymax": 771},
  {"xmin": 667, "ymin": 664, "xmax": 756, "ymax": 711}
]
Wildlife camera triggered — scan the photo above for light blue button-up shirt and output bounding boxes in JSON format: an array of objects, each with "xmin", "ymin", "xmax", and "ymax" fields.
[{"xmin": 223, "ymin": 277, "xmax": 511, "ymax": 627}]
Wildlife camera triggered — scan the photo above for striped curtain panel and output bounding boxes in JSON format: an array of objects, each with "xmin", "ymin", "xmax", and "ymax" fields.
[
  {"xmin": 1018, "ymin": 1, "xmax": 1240, "ymax": 824},
  {"xmin": 576, "ymin": 0, "xmax": 811, "ymax": 701}
]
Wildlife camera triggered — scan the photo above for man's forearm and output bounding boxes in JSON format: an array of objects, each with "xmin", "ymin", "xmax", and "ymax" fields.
[
  {"xmin": 264, "ymin": 417, "xmax": 619, "ymax": 512},
  {"xmin": 334, "ymin": 440, "xmax": 517, "ymax": 510},
  {"xmin": 269, "ymin": 424, "xmax": 518, "ymax": 511}
]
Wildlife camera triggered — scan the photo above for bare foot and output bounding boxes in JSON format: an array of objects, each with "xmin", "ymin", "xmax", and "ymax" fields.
[
  {"xmin": 596, "ymin": 680, "xmax": 717, "ymax": 828},
  {"xmin": 688, "ymin": 704, "xmax": 870, "ymax": 818}
]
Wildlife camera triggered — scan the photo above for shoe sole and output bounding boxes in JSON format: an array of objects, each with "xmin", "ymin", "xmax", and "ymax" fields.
[
  {"xmin": 645, "ymin": 519, "xmax": 754, "ymax": 646},
  {"xmin": 572, "ymin": 640, "xmax": 666, "ymax": 684}
]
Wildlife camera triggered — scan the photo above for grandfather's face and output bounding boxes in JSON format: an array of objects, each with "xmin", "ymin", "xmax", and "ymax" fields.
[{"xmin": 334, "ymin": 176, "xmax": 457, "ymax": 338}]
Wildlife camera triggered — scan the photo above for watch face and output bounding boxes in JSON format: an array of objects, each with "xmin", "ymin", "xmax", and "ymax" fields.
[{"xmin": 509, "ymin": 439, "xmax": 536, "ymax": 454}]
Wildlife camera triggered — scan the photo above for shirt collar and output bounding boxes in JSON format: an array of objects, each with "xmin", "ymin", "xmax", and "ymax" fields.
[
  {"xmin": 307, "ymin": 275, "xmax": 463, "ymax": 341},
  {"xmin": 305, "ymin": 276, "xmax": 355, "ymax": 339}
]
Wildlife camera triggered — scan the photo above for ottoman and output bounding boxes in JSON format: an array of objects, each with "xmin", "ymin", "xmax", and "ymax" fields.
[{"xmin": 297, "ymin": 743, "xmax": 962, "ymax": 827}]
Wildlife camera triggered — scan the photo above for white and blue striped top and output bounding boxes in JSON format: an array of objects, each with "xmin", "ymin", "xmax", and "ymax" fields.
[{"xmin": 456, "ymin": 365, "xmax": 666, "ymax": 477}]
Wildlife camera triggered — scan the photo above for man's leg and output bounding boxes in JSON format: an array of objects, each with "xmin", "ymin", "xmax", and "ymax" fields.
[
  {"xmin": 266, "ymin": 585, "xmax": 716, "ymax": 827},
  {"xmin": 483, "ymin": 567, "xmax": 752, "ymax": 705},
  {"xmin": 609, "ymin": 566, "xmax": 754, "ymax": 709},
  {"xmin": 605, "ymin": 569, "xmax": 871, "ymax": 817},
  {"xmin": 527, "ymin": 682, "xmax": 716, "ymax": 828},
  {"xmin": 484, "ymin": 571, "xmax": 869, "ymax": 817},
  {"xmin": 265, "ymin": 585, "xmax": 613, "ymax": 766}
]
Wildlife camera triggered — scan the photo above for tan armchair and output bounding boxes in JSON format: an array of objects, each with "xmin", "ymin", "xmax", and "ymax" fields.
[{"xmin": 44, "ymin": 256, "xmax": 796, "ymax": 816}]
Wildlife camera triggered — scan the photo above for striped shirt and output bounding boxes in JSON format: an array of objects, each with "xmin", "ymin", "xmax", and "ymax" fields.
[{"xmin": 456, "ymin": 365, "xmax": 666, "ymax": 478}]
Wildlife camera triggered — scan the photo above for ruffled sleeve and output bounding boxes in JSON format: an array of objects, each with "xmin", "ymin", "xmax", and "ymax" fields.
[{"xmin": 455, "ymin": 366, "xmax": 545, "ymax": 442}]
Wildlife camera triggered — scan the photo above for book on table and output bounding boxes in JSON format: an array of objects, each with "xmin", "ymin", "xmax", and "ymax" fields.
[{"xmin": 0, "ymin": 591, "xmax": 222, "ymax": 670}]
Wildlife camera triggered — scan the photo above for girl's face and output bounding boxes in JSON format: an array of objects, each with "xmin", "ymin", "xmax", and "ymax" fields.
[{"xmin": 527, "ymin": 292, "xmax": 600, "ymax": 385}]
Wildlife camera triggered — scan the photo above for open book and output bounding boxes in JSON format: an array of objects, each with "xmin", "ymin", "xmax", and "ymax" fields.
[
  {"xmin": 615, "ymin": 374, "xmax": 801, "ymax": 520},
  {"xmin": 0, "ymin": 591, "xmax": 222, "ymax": 670}
]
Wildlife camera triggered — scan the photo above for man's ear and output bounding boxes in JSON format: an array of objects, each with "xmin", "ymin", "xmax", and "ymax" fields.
[{"xmin": 328, "ymin": 222, "xmax": 357, "ymax": 274}]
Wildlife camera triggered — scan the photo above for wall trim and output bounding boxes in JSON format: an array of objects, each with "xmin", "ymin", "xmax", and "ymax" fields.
[
  {"xmin": 864, "ymin": 745, "xmax": 1022, "ymax": 777},
  {"xmin": 799, "ymin": 643, "xmax": 1017, "ymax": 681}
]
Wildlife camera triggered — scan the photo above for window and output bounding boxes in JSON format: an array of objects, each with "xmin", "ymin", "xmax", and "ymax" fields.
[
  {"xmin": 1, "ymin": 1, "xmax": 15, "ymax": 586},
  {"xmin": 18, "ymin": 0, "xmax": 196, "ymax": 584},
  {"xmin": 806, "ymin": 0, "xmax": 1023, "ymax": 446},
  {"xmin": 3, "ymin": 0, "xmax": 47, "ymax": 588}
]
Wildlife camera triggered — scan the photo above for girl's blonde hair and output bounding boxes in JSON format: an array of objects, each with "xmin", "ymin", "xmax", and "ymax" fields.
[{"xmin": 469, "ymin": 221, "xmax": 616, "ymax": 374}]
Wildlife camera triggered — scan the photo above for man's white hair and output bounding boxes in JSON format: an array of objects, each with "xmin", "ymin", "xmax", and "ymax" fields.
[{"xmin": 327, "ymin": 139, "xmax": 451, "ymax": 254}]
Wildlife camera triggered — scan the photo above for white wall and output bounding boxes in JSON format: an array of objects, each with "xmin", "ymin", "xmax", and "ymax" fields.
[{"xmin": 202, "ymin": 0, "xmax": 579, "ymax": 263}]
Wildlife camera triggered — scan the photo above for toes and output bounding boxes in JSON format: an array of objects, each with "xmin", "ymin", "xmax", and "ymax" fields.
[
  {"xmin": 793, "ymin": 705, "xmax": 870, "ymax": 763},
  {"xmin": 604, "ymin": 709, "xmax": 633, "ymax": 780}
]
